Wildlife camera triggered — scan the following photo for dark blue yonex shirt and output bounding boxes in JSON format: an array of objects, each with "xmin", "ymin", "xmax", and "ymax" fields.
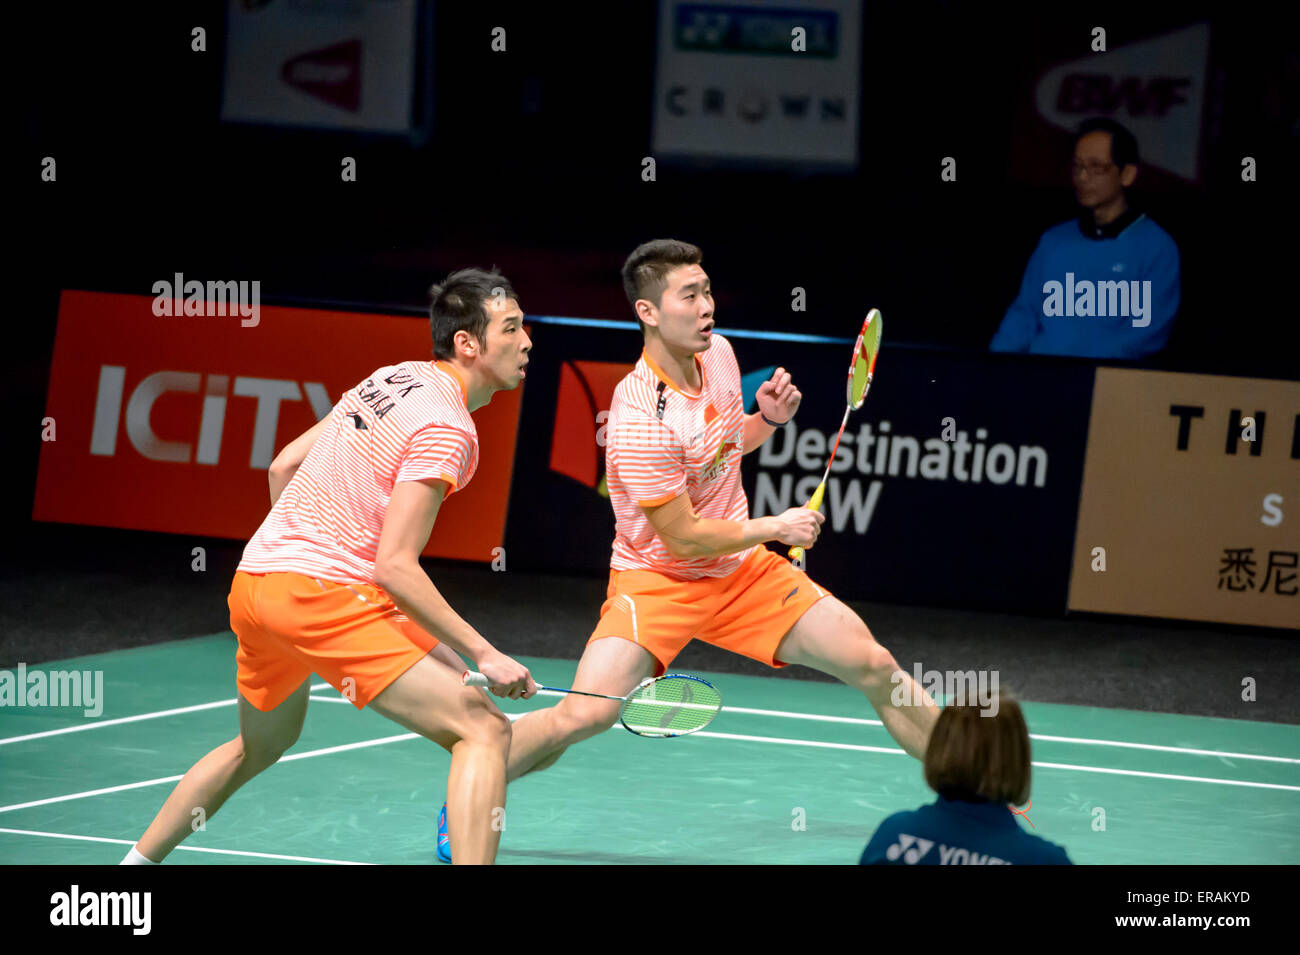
[{"xmin": 860, "ymin": 795, "xmax": 1072, "ymax": 865}]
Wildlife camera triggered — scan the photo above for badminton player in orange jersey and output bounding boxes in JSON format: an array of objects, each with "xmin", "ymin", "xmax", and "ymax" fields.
[
  {"xmin": 437, "ymin": 240, "xmax": 940, "ymax": 860},
  {"xmin": 122, "ymin": 269, "xmax": 537, "ymax": 866}
]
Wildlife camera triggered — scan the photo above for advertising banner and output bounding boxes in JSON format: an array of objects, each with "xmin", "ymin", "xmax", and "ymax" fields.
[
  {"xmin": 1068, "ymin": 368, "xmax": 1299, "ymax": 629},
  {"xmin": 1017, "ymin": 22, "xmax": 1211, "ymax": 184},
  {"xmin": 220, "ymin": 0, "xmax": 421, "ymax": 134},
  {"xmin": 34, "ymin": 291, "xmax": 521, "ymax": 562},
  {"xmin": 651, "ymin": 0, "xmax": 862, "ymax": 167},
  {"xmin": 508, "ymin": 320, "xmax": 1096, "ymax": 612}
]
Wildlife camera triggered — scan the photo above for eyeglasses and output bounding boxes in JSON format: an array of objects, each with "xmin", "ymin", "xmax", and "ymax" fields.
[{"xmin": 1070, "ymin": 160, "xmax": 1116, "ymax": 178}]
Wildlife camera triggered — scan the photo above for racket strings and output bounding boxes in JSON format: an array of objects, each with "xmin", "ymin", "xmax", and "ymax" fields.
[{"xmin": 621, "ymin": 676, "xmax": 722, "ymax": 737}]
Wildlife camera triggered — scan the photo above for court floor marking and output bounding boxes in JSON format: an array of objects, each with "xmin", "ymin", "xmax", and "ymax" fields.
[
  {"xmin": 0, "ymin": 827, "xmax": 369, "ymax": 865},
  {"xmin": 1024, "ymin": 733, "xmax": 1299, "ymax": 764},
  {"xmin": 684, "ymin": 731, "xmax": 1300, "ymax": 792},
  {"xmin": 0, "ymin": 699, "xmax": 239, "ymax": 746},
  {"xmin": 0, "ymin": 683, "xmax": 1294, "ymax": 767},
  {"xmin": 0, "ymin": 733, "xmax": 417, "ymax": 814},
  {"xmin": 3, "ymin": 706, "xmax": 1297, "ymax": 817}
]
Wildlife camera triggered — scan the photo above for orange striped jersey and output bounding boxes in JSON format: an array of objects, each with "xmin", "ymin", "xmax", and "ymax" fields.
[
  {"xmin": 605, "ymin": 333, "xmax": 750, "ymax": 579},
  {"xmin": 238, "ymin": 360, "xmax": 478, "ymax": 586}
]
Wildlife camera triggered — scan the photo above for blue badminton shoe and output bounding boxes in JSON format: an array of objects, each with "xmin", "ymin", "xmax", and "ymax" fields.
[{"xmin": 436, "ymin": 802, "xmax": 451, "ymax": 864}]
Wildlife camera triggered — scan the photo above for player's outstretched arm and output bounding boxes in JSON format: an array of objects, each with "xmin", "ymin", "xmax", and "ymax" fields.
[
  {"xmin": 375, "ymin": 479, "xmax": 534, "ymax": 698},
  {"xmin": 644, "ymin": 493, "xmax": 825, "ymax": 561},
  {"xmin": 268, "ymin": 416, "xmax": 330, "ymax": 504}
]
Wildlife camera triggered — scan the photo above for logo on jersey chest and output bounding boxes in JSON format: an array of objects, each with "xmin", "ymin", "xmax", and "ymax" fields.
[{"xmin": 694, "ymin": 401, "xmax": 741, "ymax": 484}]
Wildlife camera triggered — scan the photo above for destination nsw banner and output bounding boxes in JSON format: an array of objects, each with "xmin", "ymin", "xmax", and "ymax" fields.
[{"xmin": 506, "ymin": 321, "xmax": 1095, "ymax": 613}]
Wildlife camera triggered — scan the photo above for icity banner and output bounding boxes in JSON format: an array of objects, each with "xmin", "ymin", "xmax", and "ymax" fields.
[
  {"xmin": 34, "ymin": 291, "xmax": 523, "ymax": 561},
  {"xmin": 508, "ymin": 321, "xmax": 1095, "ymax": 613},
  {"xmin": 1069, "ymin": 368, "xmax": 1299, "ymax": 630}
]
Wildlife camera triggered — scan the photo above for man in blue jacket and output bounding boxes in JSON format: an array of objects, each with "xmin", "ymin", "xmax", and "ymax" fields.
[{"xmin": 990, "ymin": 118, "xmax": 1180, "ymax": 360}]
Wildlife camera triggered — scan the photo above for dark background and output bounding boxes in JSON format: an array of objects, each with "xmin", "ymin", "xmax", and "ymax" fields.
[
  {"xmin": 14, "ymin": 1, "xmax": 1298, "ymax": 520},
  {"xmin": 8, "ymin": 2, "xmax": 1298, "ymax": 718},
  {"xmin": 16, "ymin": 2, "xmax": 1298, "ymax": 365}
]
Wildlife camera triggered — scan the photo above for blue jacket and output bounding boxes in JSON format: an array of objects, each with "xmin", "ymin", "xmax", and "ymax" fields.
[
  {"xmin": 860, "ymin": 795, "xmax": 1072, "ymax": 865},
  {"xmin": 990, "ymin": 208, "xmax": 1180, "ymax": 359}
]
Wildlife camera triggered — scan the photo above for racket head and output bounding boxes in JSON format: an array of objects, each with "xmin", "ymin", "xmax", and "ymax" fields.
[
  {"xmin": 847, "ymin": 308, "xmax": 883, "ymax": 409},
  {"xmin": 619, "ymin": 674, "xmax": 722, "ymax": 738}
]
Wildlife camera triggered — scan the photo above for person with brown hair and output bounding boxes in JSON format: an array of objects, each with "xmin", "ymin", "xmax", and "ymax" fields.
[{"xmin": 860, "ymin": 693, "xmax": 1071, "ymax": 865}]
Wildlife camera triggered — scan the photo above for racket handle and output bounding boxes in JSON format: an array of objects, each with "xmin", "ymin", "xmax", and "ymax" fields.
[
  {"xmin": 462, "ymin": 671, "xmax": 490, "ymax": 687},
  {"xmin": 787, "ymin": 483, "xmax": 827, "ymax": 562}
]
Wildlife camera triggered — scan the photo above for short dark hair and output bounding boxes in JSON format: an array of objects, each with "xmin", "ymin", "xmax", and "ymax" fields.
[
  {"xmin": 621, "ymin": 239, "xmax": 703, "ymax": 332},
  {"xmin": 427, "ymin": 268, "xmax": 519, "ymax": 360},
  {"xmin": 923, "ymin": 693, "xmax": 1032, "ymax": 806},
  {"xmin": 1075, "ymin": 117, "xmax": 1140, "ymax": 168}
]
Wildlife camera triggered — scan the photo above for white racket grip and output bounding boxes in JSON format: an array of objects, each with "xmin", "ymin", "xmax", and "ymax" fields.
[{"xmin": 462, "ymin": 671, "xmax": 490, "ymax": 687}]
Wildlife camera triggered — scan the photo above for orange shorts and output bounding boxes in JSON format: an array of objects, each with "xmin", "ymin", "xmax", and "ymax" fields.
[
  {"xmin": 229, "ymin": 571, "xmax": 439, "ymax": 712},
  {"xmin": 587, "ymin": 546, "xmax": 831, "ymax": 675}
]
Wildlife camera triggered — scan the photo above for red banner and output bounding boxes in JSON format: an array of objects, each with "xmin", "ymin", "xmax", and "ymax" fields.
[{"xmin": 34, "ymin": 291, "xmax": 523, "ymax": 561}]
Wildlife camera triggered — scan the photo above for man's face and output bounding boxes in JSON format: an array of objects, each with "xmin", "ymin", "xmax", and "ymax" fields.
[
  {"xmin": 1071, "ymin": 131, "xmax": 1130, "ymax": 209},
  {"xmin": 478, "ymin": 297, "xmax": 531, "ymax": 390},
  {"xmin": 645, "ymin": 264, "xmax": 715, "ymax": 352}
]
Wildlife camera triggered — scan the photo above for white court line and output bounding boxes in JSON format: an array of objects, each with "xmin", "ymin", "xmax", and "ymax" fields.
[
  {"xmin": 2, "ymin": 682, "xmax": 1295, "ymax": 767},
  {"xmin": 0, "ymin": 733, "xmax": 418, "ymax": 814},
  {"xmin": 686, "ymin": 731, "xmax": 1300, "ymax": 792},
  {"xmin": 4, "ymin": 705, "xmax": 1293, "ymax": 816},
  {"xmin": 0, "ymin": 827, "xmax": 370, "ymax": 865},
  {"xmin": 0, "ymin": 699, "xmax": 238, "ymax": 746},
  {"xmin": 1028, "ymin": 761, "xmax": 1300, "ymax": 792},
  {"xmin": 1028, "ymin": 733, "xmax": 1300, "ymax": 764}
]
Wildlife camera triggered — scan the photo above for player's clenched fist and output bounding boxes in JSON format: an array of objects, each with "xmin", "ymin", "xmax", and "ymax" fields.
[
  {"xmin": 772, "ymin": 507, "xmax": 826, "ymax": 548},
  {"xmin": 475, "ymin": 651, "xmax": 536, "ymax": 699},
  {"xmin": 757, "ymin": 367, "xmax": 801, "ymax": 424}
]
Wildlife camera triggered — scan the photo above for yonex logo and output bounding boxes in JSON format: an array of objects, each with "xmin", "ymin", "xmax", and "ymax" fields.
[
  {"xmin": 884, "ymin": 834, "xmax": 934, "ymax": 864},
  {"xmin": 882, "ymin": 834, "xmax": 1011, "ymax": 865}
]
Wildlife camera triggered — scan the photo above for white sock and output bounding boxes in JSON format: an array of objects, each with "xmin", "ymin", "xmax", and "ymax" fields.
[{"xmin": 120, "ymin": 845, "xmax": 159, "ymax": 865}]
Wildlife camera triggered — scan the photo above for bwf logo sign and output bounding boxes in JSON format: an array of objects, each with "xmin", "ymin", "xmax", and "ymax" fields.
[{"xmin": 1033, "ymin": 23, "xmax": 1210, "ymax": 181}]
